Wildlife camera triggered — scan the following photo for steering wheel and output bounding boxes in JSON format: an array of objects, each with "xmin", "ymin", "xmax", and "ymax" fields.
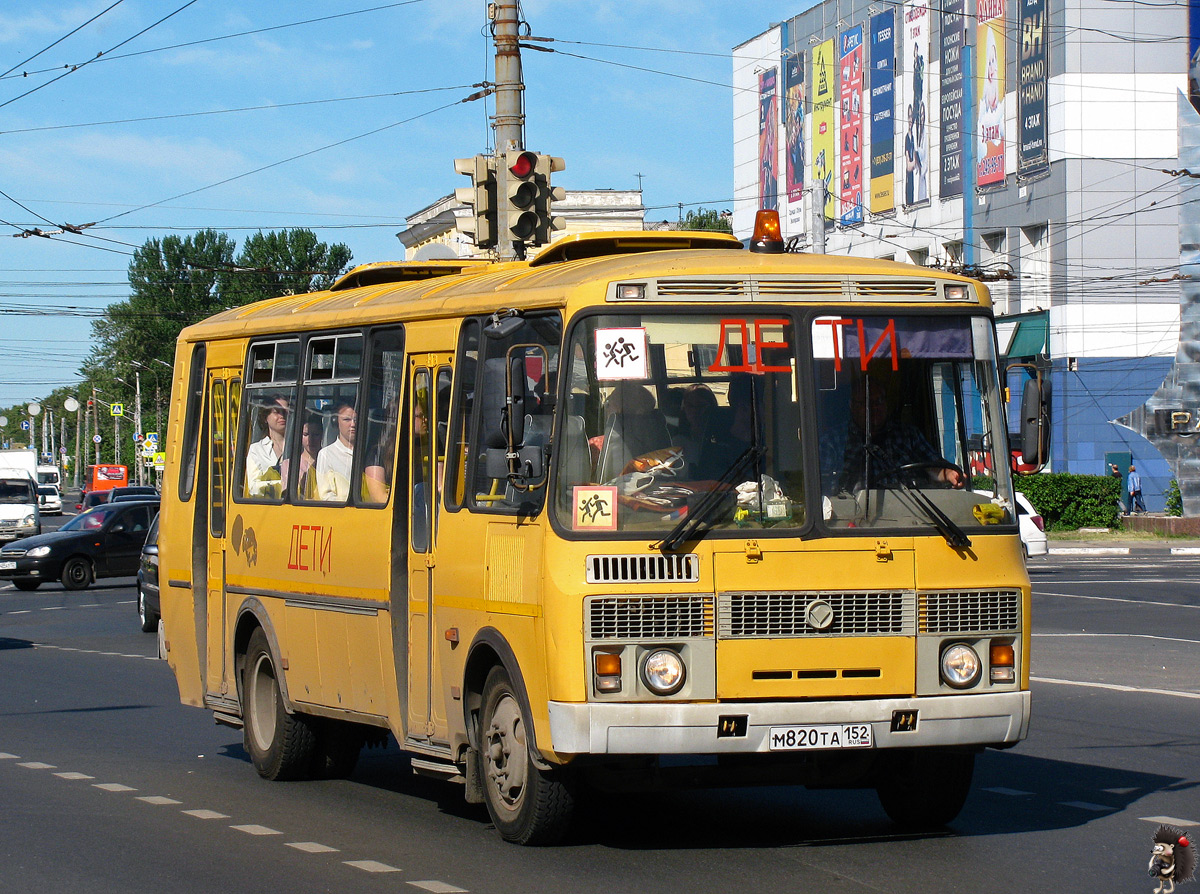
[{"xmin": 884, "ymin": 459, "xmax": 967, "ymax": 489}]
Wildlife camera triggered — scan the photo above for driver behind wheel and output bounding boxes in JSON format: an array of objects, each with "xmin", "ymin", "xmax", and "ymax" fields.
[{"xmin": 830, "ymin": 363, "xmax": 965, "ymax": 493}]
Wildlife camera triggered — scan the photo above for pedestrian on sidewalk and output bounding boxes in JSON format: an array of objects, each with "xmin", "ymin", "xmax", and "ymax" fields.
[
  {"xmin": 1127, "ymin": 465, "xmax": 1146, "ymax": 514},
  {"xmin": 1110, "ymin": 462, "xmax": 1125, "ymax": 514}
]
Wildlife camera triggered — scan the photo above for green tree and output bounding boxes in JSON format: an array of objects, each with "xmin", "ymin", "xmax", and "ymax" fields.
[
  {"xmin": 231, "ymin": 229, "xmax": 353, "ymax": 305},
  {"xmin": 682, "ymin": 207, "xmax": 733, "ymax": 233}
]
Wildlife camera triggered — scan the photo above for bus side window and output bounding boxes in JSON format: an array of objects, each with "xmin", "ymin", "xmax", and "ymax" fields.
[
  {"xmin": 360, "ymin": 328, "xmax": 405, "ymax": 507},
  {"xmin": 444, "ymin": 319, "xmax": 480, "ymax": 512},
  {"xmin": 178, "ymin": 344, "xmax": 206, "ymax": 502},
  {"xmin": 236, "ymin": 340, "xmax": 301, "ymax": 503},
  {"xmin": 411, "ymin": 368, "xmax": 432, "ymax": 551},
  {"xmin": 301, "ymin": 334, "xmax": 363, "ymax": 505}
]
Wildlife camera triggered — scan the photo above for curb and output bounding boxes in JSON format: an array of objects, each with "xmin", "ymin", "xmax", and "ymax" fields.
[{"xmin": 1048, "ymin": 547, "xmax": 1130, "ymax": 556}]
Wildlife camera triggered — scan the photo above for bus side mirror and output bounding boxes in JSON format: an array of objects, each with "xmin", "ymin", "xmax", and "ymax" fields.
[{"xmin": 1019, "ymin": 377, "xmax": 1049, "ymax": 466}]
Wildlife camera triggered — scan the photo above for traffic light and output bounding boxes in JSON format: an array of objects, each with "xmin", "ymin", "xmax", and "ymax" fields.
[
  {"xmin": 503, "ymin": 150, "xmax": 566, "ymax": 248},
  {"xmin": 453, "ymin": 155, "xmax": 497, "ymax": 249}
]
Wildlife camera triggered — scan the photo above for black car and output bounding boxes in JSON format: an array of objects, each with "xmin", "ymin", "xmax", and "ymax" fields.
[
  {"xmin": 0, "ymin": 499, "xmax": 159, "ymax": 591},
  {"xmin": 76, "ymin": 490, "xmax": 112, "ymax": 511},
  {"xmin": 137, "ymin": 513, "xmax": 160, "ymax": 632}
]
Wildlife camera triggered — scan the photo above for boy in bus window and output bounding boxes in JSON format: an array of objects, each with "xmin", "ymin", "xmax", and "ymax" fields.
[
  {"xmin": 245, "ymin": 396, "xmax": 289, "ymax": 499},
  {"xmin": 315, "ymin": 401, "xmax": 356, "ymax": 501}
]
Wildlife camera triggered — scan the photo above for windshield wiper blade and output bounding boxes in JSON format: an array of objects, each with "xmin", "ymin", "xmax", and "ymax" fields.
[
  {"xmin": 865, "ymin": 446, "xmax": 971, "ymax": 549},
  {"xmin": 656, "ymin": 446, "xmax": 764, "ymax": 553}
]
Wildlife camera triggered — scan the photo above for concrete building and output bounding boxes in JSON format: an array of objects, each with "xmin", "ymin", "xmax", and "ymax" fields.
[
  {"xmin": 733, "ymin": 0, "xmax": 1189, "ymax": 509},
  {"xmin": 397, "ymin": 189, "xmax": 645, "ymax": 260}
]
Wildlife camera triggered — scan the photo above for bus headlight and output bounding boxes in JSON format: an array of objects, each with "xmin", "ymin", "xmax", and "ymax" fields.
[
  {"xmin": 641, "ymin": 648, "xmax": 686, "ymax": 695},
  {"xmin": 940, "ymin": 643, "xmax": 982, "ymax": 689}
]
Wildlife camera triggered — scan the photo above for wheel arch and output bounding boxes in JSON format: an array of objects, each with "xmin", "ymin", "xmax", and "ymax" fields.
[
  {"xmin": 463, "ymin": 627, "xmax": 550, "ymax": 770},
  {"xmin": 233, "ymin": 597, "xmax": 296, "ymax": 713}
]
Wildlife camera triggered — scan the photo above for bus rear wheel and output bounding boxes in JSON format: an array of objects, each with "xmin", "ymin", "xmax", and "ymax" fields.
[
  {"xmin": 479, "ymin": 666, "xmax": 575, "ymax": 845},
  {"xmin": 876, "ymin": 747, "xmax": 975, "ymax": 828},
  {"xmin": 242, "ymin": 628, "xmax": 315, "ymax": 781}
]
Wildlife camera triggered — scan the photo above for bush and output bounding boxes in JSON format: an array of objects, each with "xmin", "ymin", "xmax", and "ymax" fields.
[
  {"xmin": 1166, "ymin": 478, "xmax": 1183, "ymax": 517},
  {"xmin": 1013, "ymin": 473, "xmax": 1121, "ymax": 531}
]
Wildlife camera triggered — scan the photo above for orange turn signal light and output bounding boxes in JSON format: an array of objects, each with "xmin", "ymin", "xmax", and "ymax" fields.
[
  {"xmin": 990, "ymin": 642, "xmax": 1015, "ymax": 667},
  {"xmin": 594, "ymin": 653, "xmax": 622, "ymax": 676}
]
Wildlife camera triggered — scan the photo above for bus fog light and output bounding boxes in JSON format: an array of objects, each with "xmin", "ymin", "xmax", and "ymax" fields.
[
  {"xmin": 940, "ymin": 643, "xmax": 982, "ymax": 689},
  {"xmin": 641, "ymin": 649, "xmax": 685, "ymax": 695}
]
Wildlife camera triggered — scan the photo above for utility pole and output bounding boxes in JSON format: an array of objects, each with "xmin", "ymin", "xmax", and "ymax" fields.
[
  {"xmin": 492, "ymin": 0, "xmax": 524, "ymax": 261},
  {"xmin": 812, "ymin": 181, "xmax": 827, "ymax": 255}
]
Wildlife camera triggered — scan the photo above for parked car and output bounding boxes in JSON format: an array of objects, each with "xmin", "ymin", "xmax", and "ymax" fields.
[
  {"xmin": 0, "ymin": 499, "xmax": 159, "ymax": 591},
  {"xmin": 37, "ymin": 485, "xmax": 62, "ymax": 515},
  {"xmin": 977, "ymin": 490, "xmax": 1047, "ymax": 558},
  {"xmin": 137, "ymin": 513, "xmax": 160, "ymax": 633}
]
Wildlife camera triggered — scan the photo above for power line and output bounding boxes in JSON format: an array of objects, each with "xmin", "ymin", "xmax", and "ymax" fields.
[{"xmin": 0, "ymin": 0, "xmax": 125, "ymax": 80}]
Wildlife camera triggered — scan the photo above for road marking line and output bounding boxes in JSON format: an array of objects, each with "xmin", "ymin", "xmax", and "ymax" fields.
[
  {"xmin": 983, "ymin": 786, "xmax": 1034, "ymax": 796},
  {"xmin": 0, "ymin": 753, "xmax": 19, "ymax": 759},
  {"xmin": 409, "ymin": 882, "xmax": 468, "ymax": 893},
  {"xmin": 1104, "ymin": 788, "xmax": 1139, "ymax": 795},
  {"xmin": 231, "ymin": 824, "xmax": 281, "ymax": 836},
  {"xmin": 1171, "ymin": 548, "xmax": 1200, "ymax": 555},
  {"xmin": 1033, "ymin": 676, "xmax": 1200, "ymax": 699},
  {"xmin": 18, "ymin": 761, "xmax": 56, "ymax": 769},
  {"xmin": 54, "ymin": 772, "xmax": 94, "ymax": 780},
  {"xmin": 345, "ymin": 860, "xmax": 401, "ymax": 873},
  {"xmin": 183, "ymin": 809, "xmax": 229, "ymax": 820},
  {"xmin": 1048, "ymin": 547, "xmax": 1130, "ymax": 555},
  {"xmin": 1142, "ymin": 815, "xmax": 1200, "ymax": 826},
  {"xmin": 40, "ymin": 606, "xmax": 65, "ymax": 611},
  {"xmin": 1035, "ymin": 591, "xmax": 1200, "ymax": 610},
  {"xmin": 138, "ymin": 795, "xmax": 183, "ymax": 805},
  {"xmin": 7, "ymin": 610, "xmax": 31, "ymax": 614},
  {"xmin": 1034, "ymin": 632, "xmax": 1200, "ymax": 645},
  {"xmin": 94, "ymin": 783, "xmax": 136, "ymax": 792},
  {"xmin": 1060, "ymin": 801, "xmax": 1113, "ymax": 812},
  {"xmin": 287, "ymin": 841, "xmax": 339, "ymax": 853}
]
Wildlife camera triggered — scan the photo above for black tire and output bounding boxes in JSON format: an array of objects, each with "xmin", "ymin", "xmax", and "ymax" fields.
[
  {"xmin": 310, "ymin": 720, "xmax": 364, "ymax": 779},
  {"xmin": 12, "ymin": 579, "xmax": 41, "ymax": 591},
  {"xmin": 876, "ymin": 748, "xmax": 975, "ymax": 828},
  {"xmin": 479, "ymin": 665, "xmax": 575, "ymax": 845},
  {"xmin": 60, "ymin": 557, "xmax": 92, "ymax": 591},
  {"xmin": 241, "ymin": 628, "xmax": 315, "ymax": 781},
  {"xmin": 137, "ymin": 584, "xmax": 159, "ymax": 633}
]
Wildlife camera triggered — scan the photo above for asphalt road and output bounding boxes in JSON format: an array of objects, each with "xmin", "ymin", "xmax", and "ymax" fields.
[{"xmin": 1, "ymin": 551, "xmax": 1197, "ymax": 893}]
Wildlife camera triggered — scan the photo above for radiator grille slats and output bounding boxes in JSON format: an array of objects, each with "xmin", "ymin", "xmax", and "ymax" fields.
[
  {"xmin": 587, "ymin": 595, "xmax": 714, "ymax": 640},
  {"xmin": 649, "ymin": 277, "xmax": 945, "ymax": 302},
  {"xmin": 918, "ymin": 590, "xmax": 1022, "ymax": 633},
  {"xmin": 719, "ymin": 591, "xmax": 915, "ymax": 638},
  {"xmin": 586, "ymin": 553, "xmax": 699, "ymax": 584}
]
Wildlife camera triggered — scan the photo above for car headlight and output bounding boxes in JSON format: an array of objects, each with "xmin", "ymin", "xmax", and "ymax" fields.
[
  {"xmin": 20, "ymin": 514, "xmax": 36, "ymax": 527},
  {"xmin": 940, "ymin": 643, "xmax": 982, "ymax": 689},
  {"xmin": 26, "ymin": 546, "xmax": 50, "ymax": 557},
  {"xmin": 641, "ymin": 648, "xmax": 686, "ymax": 695}
]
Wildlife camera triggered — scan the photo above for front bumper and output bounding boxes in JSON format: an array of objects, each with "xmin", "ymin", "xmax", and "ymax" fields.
[
  {"xmin": 0, "ymin": 555, "xmax": 60, "ymax": 580},
  {"xmin": 547, "ymin": 690, "xmax": 1030, "ymax": 755}
]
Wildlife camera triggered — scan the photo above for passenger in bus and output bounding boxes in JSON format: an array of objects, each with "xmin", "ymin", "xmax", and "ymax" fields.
[
  {"xmin": 594, "ymin": 382, "xmax": 673, "ymax": 482},
  {"xmin": 831, "ymin": 369, "xmax": 964, "ymax": 492},
  {"xmin": 245, "ymin": 397, "xmax": 289, "ymax": 499},
  {"xmin": 363, "ymin": 398, "xmax": 402, "ymax": 504},
  {"xmin": 315, "ymin": 401, "xmax": 356, "ymax": 501},
  {"xmin": 695, "ymin": 375, "xmax": 757, "ymax": 480},
  {"xmin": 674, "ymin": 383, "xmax": 718, "ymax": 469},
  {"xmin": 282, "ymin": 415, "xmax": 322, "ymax": 500}
]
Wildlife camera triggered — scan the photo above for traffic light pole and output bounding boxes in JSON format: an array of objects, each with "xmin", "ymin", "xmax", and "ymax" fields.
[{"xmin": 492, "ymin": 0, "xmax": 525, "ymax": 260}]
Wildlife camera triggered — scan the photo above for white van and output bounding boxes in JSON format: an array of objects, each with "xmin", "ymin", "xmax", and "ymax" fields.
[{"xmin": 0, "ymin": 470, "xmax": 40, "ymax": 544}]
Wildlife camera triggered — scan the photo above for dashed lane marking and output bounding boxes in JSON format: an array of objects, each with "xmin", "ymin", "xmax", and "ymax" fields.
[
  {"xmin": 94, "ymin": 783, "xmax": 136, "ymax": 792},
  {"xmin": 231, "ymin": 824, "xmax": 282, "ymax": 836},
  {"xmin": 1034, "ymin": 591, "xmax": 1200, "ymax": 611},
  {"xmin": 18, "ymin": 761, "xmax": 56, "ymax": 769},
  {"xmin": 1142, "ymin": 815, "xmax": 1200, "ymax": 826},
  {"xmin": 54, "ymin": 772, "xmax": 94, "ymax": 780},
  {"xmin": 138, "ymin": 795, "xmax": 182, "ymax": 806},
  {"xmin": 31, "ymin": 643, "xmax": 157, "ymax": 661},
  {"xmin": 183, "ymin": 809, "xmax": 229, "ymax": 820},
  {"xmin": 1034, "ymin": 632, "xmax": 1200, "ymax": 646},
  {"xmin": 0, "ymin": 753, "xmax": 19, "ymax": 760},
  {"xmin": 1033, "ymin": 676, "xmax": 1200, "ymax": 700},
  {"xmin": 983, "ymin": 786, "xmax": 1034, "ymax": 796},
  {"xmin": 409, "ymin": 882, "xmax": 468, "ymax": 893},
  {"xmin": 1060, "ymin": 801, "xmax": 1113, "ymax": 812},
  {"xmin": 288, "ymin": 842, "xmax": 340, "ymax": 853},
  {"xmin": 345, "ymin": 860, "xmax": 402, "ymax": 873}
]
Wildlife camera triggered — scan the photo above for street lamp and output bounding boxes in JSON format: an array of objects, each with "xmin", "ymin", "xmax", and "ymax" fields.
[{"xmin": 63, "ymin": 397, "xmax": 81, "ymax": 489}]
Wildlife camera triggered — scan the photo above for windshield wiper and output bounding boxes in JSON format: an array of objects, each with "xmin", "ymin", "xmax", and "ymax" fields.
[
  {"xmin": 656, "ymin": 446, "xmax": 764, "ymax": 553},
  {"xmin": 865, "ymin": 446, "xmax": 971, "ymax": 549}
]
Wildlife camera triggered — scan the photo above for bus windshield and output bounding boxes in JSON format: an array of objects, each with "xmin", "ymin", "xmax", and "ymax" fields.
[{"xmin": 554, "ymin": 310, "xmax": 1014, "ymax": 538}]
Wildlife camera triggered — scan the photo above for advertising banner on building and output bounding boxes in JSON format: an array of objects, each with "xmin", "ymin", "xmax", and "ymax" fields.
[
  {"xmin": 939, "ymin": 0, "xmax": 965, "ymax": 198},
  {"xmin": 758, "ymin": 67, "xmax": 779, "ymax": 210},
  {"xmin": 1018, "ymin": 0, "xmax": 1048, "ymax": 178},
  {"xmin": 869, "ymin": 11, "xmax": 896, "ymax": 215},
  {"xmin": 812, "ymin": 38, "xmax": 836, "ymax": 221},
  {"xmin": 839, "ymin": 25, "xmax": 865, "ymax": 225},
  {"xmin": 902, "ymin": 1, "xmax": 930, "ymax": 206},
  {"xmin": 784, "ymin": 52, "xmax": 806, "ymax": 226},
  {"xmin": 976, "ymin": 0, "xmax": 1006, "ymax": 187}
]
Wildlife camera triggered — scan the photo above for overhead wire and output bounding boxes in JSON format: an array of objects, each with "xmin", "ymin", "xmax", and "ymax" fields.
[{"xmin": 0, "ymin": 0, "xmax": 126, "ymax": 80}]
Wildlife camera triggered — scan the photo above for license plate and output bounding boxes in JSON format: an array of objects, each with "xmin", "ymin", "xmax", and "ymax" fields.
[
  {"xmin": 768, "ymin": 723, "xmax": 873, "ymax": 751},
  {"xmin": 0, "ymin": 561, "xmax": 16, "ymax": 570}
]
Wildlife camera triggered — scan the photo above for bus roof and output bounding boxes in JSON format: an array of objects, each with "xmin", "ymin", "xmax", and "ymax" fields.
[{"xmin": 179, "ymin": 231, "xmax": 988, "ymax": 343}]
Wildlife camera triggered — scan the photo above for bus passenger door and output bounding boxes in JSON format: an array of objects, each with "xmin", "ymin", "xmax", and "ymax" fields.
[
  {"xmin": 204, "ymin": 372, "xmax": 239, "ymax": 699},
  {"xmin": 406, "ymin": 357, "xmax": 452, "ymax": 742}
]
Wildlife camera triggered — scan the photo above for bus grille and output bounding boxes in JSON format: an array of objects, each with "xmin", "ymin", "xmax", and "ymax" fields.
[
  {"xmin": 718, "ymin": 591, "xmax": 916, "ymax": 638},
  {"xmin": 650, "ymin": 277, "xmax": 945, "ymax": 302},
  {"xmin": 587, "ymin": 595, "xmax": 714, "ymax": 640},
  {"xmin": 586, "ymin": 553, "xmax": 699, "ymax": 584},
  {"xmin": 918, "ymin": 590, "xmax": 1022, "ymax": 634}
]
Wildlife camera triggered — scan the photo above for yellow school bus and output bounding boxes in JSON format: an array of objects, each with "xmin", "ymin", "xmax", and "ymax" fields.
[{"xmin": 159, "ymin": 216, "xmax": 1032, "ymax": 844}]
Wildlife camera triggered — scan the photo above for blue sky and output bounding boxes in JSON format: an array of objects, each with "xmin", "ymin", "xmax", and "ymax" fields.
[{"xmin": 0, "ymin": 0, "xmax": 806, "ymax": 410}]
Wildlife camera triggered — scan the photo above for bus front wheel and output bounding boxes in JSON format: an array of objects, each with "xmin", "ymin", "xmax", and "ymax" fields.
[
  {"xmin": 479, "ymin": 665, "xmax": 575, "ymax": 845},
  {"xmin": 876, "ymin": 747, "xmax": 975, "ymax": 828},
  {"xmin": 242, "ymin": 628, "xmax": 315, "ymax": 781}
]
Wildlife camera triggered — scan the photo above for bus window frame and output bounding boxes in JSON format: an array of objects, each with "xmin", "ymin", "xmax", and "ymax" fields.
[
  {"xmin": 442, "ymin": 318, "xmax": 480, "ymax": 514},
  {"xmin": 233, "ymin": 337, "xmax": 301, "ymax": 506},
  {"xmin": 177, "ymin": 343, "xmax": 207, "ymax": 502},
  {"xmin": 359, "ymin": 325, "xmax": 406, "ymax": 509},
  {"xmin": 293, "ymin": 330, "xmax": 365, "ymax": 508}
]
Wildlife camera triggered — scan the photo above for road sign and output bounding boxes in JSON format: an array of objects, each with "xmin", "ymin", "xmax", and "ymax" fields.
[
  {"xmin": 154, "ymin": 452, "xmax": 166, "ymax": 470},
  {"xmin": 145, "ymin": 431, "xmax": 159, "ymax": 444},
  {"xmin": 20, "ymin": 420, "xmax": 29, "ymax": 431},
  {"xmin": 92, "ymin": 434, "xmax": 102, "ymax": 443},
  {"xmin": 141, "ymin": 442, "xmax": 155, "ymax": 458},
  {"xmin": 110, "ymin": 403, "xmax": 124, "ymax": 417}
]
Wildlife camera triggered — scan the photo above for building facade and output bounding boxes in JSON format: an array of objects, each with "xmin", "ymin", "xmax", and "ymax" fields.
[{"xmin": 733, "ymin": 0, "xmax": 1189, "ymax": 509}]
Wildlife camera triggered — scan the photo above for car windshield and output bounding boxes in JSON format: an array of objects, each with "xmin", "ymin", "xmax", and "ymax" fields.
[
  {"xmin": 0, "ymin": 480, "xmax": 35, "ymax": 503},
  {"xmin": 61, "ymin": 505, "xmax": 119, "ymax": 531},
  {"xmin": 38, "ymin": 486, "xmax": 57, "ymax": 496}
]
